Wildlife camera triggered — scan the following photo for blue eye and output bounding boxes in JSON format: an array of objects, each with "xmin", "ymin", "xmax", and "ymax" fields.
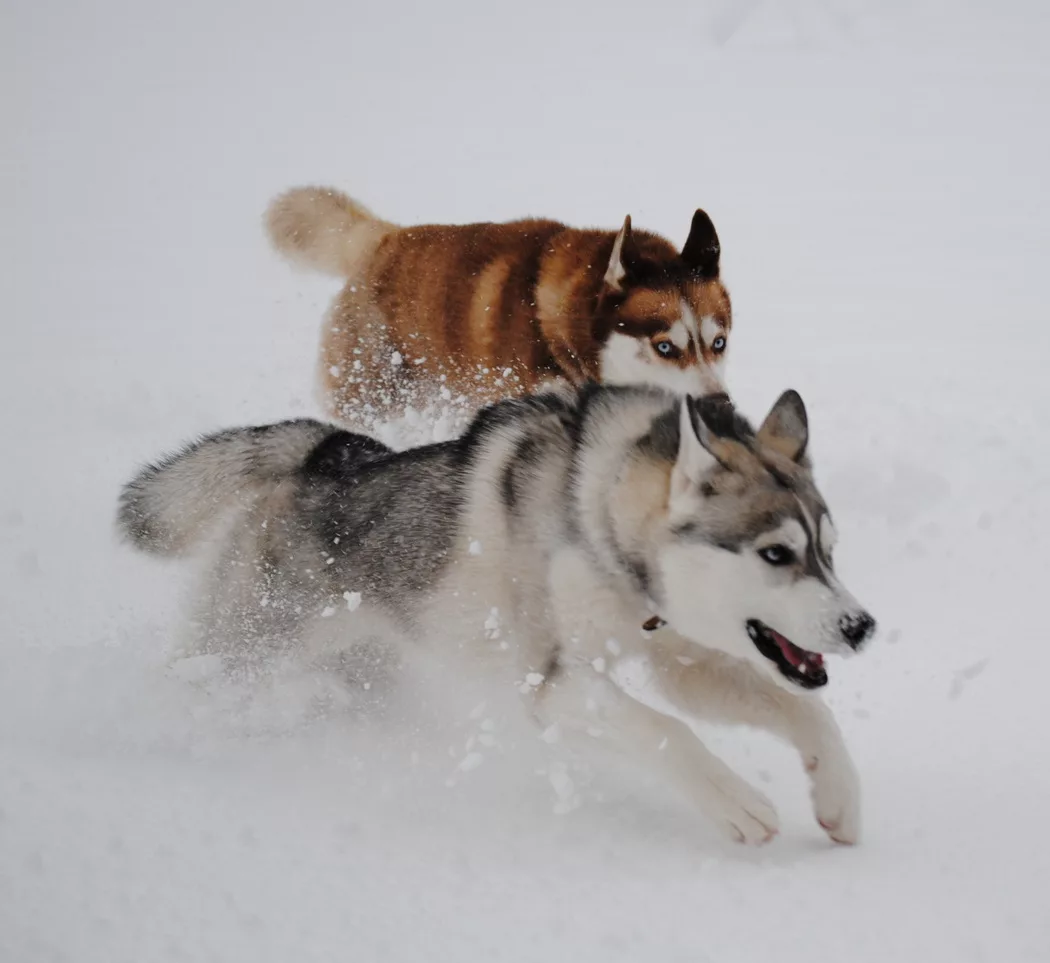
[
  {"xmin": 712, "ymin": 336, "xmax": 726, "ymax": 353},
  {"xmin": 758, "ymin": 545, "xmax": 795, "ymax": 566},
  {"xmin": 655, "ymin": 341, "xmax": 674, "ymax": 356}
]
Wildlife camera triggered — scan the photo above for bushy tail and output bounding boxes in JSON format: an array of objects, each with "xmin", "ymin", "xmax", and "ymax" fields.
[
  {"xmin": 264, "ymin": 186, "xmax": 394, "ymax": 278},
  {"xmin": 117, "ymin": 419, "xmax": 339, "ymax": 556}
]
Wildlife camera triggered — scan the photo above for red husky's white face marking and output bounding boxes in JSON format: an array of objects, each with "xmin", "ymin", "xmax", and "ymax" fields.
[
  {"xmin": 600, "ymin": 294, "xmax": 731, "ymax": 396},
  {"xmin": 595, "ymin": 208, "xmax": 731, "ymax": 394}
]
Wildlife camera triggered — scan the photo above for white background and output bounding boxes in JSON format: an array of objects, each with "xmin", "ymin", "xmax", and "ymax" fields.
[{"xmin": 3, "ymin": 1, "xmax": 1050, "ymax": 960}]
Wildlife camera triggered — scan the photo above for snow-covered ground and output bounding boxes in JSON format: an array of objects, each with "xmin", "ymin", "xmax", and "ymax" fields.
[{"xmin": 4, "ymin": 1, "xmax": 1050, "ymax": 960}]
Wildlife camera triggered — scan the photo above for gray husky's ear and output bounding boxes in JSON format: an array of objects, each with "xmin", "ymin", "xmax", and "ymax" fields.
[
  {"xmin": 680, "ymin": 209, "xmax": 720, "ymax": 279},
  {"xmin": 674, "ymin": 398, "xmax": 715, "ymax": 488},
  {"xmin": 672, "ymin": 397, "xmax": 736, "ymax": 499},
  {"xmin": 603, "ymin": 215, "xmax": 633, "ymax": 292},
  {"xmin": 757, "ymin": 390, "xmax": 809, "ymax": 462}
]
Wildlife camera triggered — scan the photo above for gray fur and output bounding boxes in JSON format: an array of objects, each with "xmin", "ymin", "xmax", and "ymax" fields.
[
  {"xmin": 118, "ymin": 419, "xmax": 339, "ymax": 555},
  {"xmin": 118, "ymin": 389, "xmax": 582, "ymax": 641},
  {"xmin": 117, "ymin": 383, "xmax": 877, "ymax": 844},
  {"xmin": 118, "ymin": 383, "xmax": 870, "ymax": 666}
]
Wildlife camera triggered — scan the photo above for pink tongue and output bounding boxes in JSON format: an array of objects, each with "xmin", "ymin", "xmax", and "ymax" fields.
[{"xmin": 770, "ymin": 630, "xmax": 823, "ymax": 669}]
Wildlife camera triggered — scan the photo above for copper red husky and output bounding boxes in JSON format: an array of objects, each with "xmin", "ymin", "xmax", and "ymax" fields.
[{"xmin": 266, "ymin": 187, "xmax": 733, "ymax": 423}]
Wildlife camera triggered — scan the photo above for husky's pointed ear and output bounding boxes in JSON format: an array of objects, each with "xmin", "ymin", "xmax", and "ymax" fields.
[
  {"xmin": 757, "ymin": 390, "xmax": 809, "ymax": 462},
  {"xmin": 674, "ymin": 398, "xmax": 715, "ymax": 485},
  {"xmin": 672, "ymin": 397, "xmax": 735, "ymax": 499},
  {"xmin": 603, "ymin": 215, "xmax": 633, "ymax": 292},
  {"xmin": 680, "ymin": 209, "xmax": 720, "ymax": 279}
]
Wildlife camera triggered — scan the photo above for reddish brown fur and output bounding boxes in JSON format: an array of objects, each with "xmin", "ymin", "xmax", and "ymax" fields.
[{"xmin": 266, "ymin": 187, "xmax": 733, "ymax": 423}]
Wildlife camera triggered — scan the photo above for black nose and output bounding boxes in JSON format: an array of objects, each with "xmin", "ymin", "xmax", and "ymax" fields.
[{"xmin": 840, "ymin": 612, "xmax": 876, "ymax": 649}]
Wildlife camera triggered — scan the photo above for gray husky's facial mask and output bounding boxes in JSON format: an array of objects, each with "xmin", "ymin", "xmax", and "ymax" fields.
[{"xmin": 658, "ymin": 392, "xmax": 876, "ymax": 691}]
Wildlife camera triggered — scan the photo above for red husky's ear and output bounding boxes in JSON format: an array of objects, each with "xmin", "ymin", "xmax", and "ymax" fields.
[
  {"xmin": 681, "ymin": 209, "xmax": 721, "ymax": 279},
  {"xmin": 603, "ymin": 215, "xmax": 634, "ymax": 292}
]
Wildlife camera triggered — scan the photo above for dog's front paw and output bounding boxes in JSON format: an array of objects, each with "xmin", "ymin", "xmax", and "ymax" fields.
[
  {"xmin": 704, "ymin": 779, "xmax": 780, "ymax": 846},
  {"xmin": 807, "ymin": 752, "xmax": 861, "ymax": 845}
]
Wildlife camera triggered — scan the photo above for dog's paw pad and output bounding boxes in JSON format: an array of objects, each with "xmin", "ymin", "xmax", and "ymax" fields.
[
  {"xmin": 811, "ymin": 761, "xmax": 861, "ymax": 845},
  {"xmin": 730, "ymin": 824, "xmax": 778, "ymax": 845},
  {"xmin": 818, "ymin": 816, "xmax": 858, "ymax": 845},
  {"xmin": 726, "ymin": 812, "xmax": 779, "ymax": 846},
  {"xmin": 714, "ymin": 790, "xmax": 780, "ymax": 846}
]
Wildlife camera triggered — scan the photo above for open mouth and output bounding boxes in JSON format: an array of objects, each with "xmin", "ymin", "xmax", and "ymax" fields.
[{"xmin": 746, "ymin": 620, "xmax": 828, "ymax": 690}]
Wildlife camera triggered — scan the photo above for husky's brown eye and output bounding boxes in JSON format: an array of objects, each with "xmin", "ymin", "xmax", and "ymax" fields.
[
  {"xmin": 712, "ymin": 335, "xmax": 727, "ymax": 353},
  {"xmin": 654, "ymin": 340, "xmax": 679, "ymax": 358}
]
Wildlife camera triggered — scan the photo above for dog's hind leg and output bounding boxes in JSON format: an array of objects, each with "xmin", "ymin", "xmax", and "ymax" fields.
[
  {"xmin": 536, "ymin": 668, "xmax": 780, "ymax": 845},
  {"xmin": 319, "ymin": 283, "xmax": 425, "ymax": 431},
  {"xmin": 647, "ymin": 642, "xmax": 861, "ymax": 845}
]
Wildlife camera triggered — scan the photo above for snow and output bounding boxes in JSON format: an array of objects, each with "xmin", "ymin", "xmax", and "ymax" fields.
[
  {"xmin": 457, "ymin": 752, "xmax": 485, "ymax": 774},
  {"xmin": 3, "ymin": 0, "xmax": 1050, "ymax": 961}
]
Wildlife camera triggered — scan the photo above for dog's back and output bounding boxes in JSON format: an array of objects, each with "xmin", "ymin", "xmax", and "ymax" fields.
[
  {"xmin": 365, "ymin": 217, "xmax": 568, "ymax": 384},
  {"xmin": 117, "ymin": 390, "xmax": 579, "ymax": 652}
]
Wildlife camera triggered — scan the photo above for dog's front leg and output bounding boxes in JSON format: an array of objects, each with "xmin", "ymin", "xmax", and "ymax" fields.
[
  {"xmin": 648, "ymin": 642, "xmax": 861, "ymax": 844},
  {"xmin": 544, "ymin": 547, "xmax": 778, "ymax": 844},
  {"xmin": 537, "ymin": 669, "xmax": 780, "ymax": 845}
]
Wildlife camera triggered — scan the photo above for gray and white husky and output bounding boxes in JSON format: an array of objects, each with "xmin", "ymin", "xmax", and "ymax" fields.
[{"xmin": 118, "ymin": 384, "xmax": 876, "ymax": 845}]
